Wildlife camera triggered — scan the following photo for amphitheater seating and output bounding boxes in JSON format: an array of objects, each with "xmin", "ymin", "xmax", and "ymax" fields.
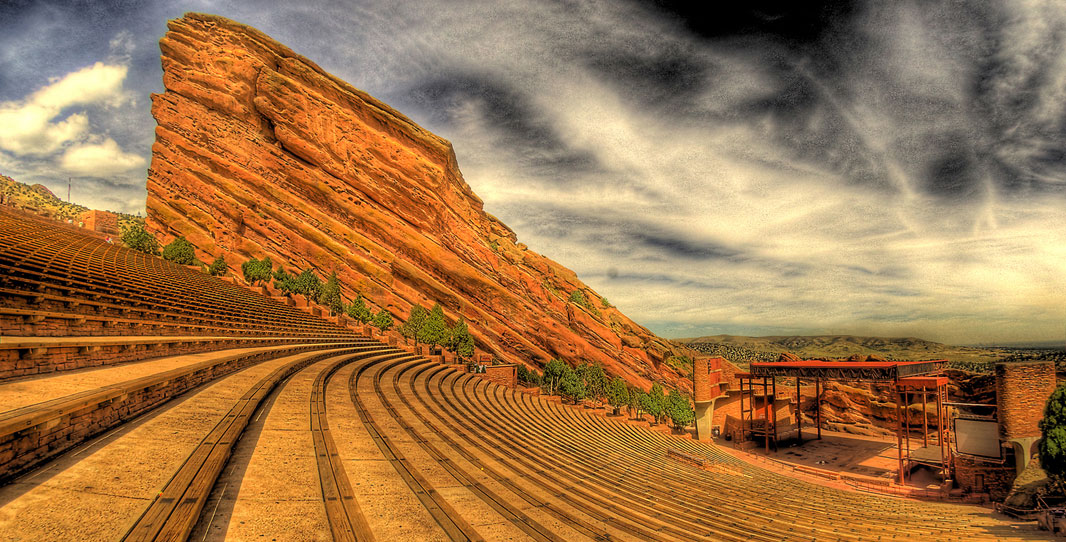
[{"xmin": 0, "ymin": 207, "xmax": 1051, "ymax": 541}]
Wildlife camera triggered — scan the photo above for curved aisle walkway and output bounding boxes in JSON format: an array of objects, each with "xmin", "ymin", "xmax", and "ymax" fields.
[
  {"xmin": 192, "ymin": 354, "xmax": 356, "ymax": 540},
  {"xmin": 0, "ymin": 350, "xmax": 319, "ymax": 540},
  {"xmin": 325, "ymin": 356, "xmax": 450, "ymax": 542}
]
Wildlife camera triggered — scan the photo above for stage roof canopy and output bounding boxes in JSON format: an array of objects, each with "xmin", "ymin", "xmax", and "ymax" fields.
[{"xmin": 748, "ymin": 359, "xmax": 946, "ymax": 381}]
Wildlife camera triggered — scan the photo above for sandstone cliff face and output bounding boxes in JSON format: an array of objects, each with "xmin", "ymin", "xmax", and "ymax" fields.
[{"xmin": 146, "ymin": 13, "xmax": 690, "ymax": 390}]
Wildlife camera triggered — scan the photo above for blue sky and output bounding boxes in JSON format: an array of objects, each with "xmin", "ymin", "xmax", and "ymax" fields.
[{"xmin": 1, "ymin": 1, "xmax": 1064, "ymax": 345}]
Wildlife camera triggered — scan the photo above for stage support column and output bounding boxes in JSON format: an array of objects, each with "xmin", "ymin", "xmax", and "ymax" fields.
[
  {"xmin": 772, "ymin": 377, "xmax": 778, "ymax": 451},
  {"xmin": 904, "ymin": 390, "xmax": 911, "ymax": 473},
  {"xmin": 937, "ymin": 382, "xmax": 947, "ymax": 471},
  {"xmin": 922, "ymin": 386, "xmax": 928, "ymax": 447},
  {"xmin": 816, "ymin": 378, "xmax": 822, "ymax": 440},
  {"xmin": 764, "ymin": 377, "xmax": 770, "ymax": 453},
  {"xmin": 896, "ymin": 389, "xmax": 905, "ymax": 485}
]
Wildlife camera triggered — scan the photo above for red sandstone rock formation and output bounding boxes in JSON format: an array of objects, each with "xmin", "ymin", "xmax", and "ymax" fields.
[{"xmin": 145, "ymin": 13, "xmax": 691, "ymax": 390}]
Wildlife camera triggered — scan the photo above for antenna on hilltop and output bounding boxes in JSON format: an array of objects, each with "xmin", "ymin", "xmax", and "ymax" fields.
[{"xmin": 67, "ymin": 178, "xmax": 71, "ymax": 203}]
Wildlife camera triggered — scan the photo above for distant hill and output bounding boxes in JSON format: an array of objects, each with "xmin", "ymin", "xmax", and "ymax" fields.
[
  {"xmin": 674, "ymin": 334, "xmax": 1016, "ymax": 370},
  {"xmin": 0, "ymin": 174, "xmax": 141, "ymax": 232}
]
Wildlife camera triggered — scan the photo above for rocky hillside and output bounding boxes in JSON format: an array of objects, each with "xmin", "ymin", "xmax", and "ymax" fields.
[
  {"xmin": 145, "ymin": 13, "xmax": 693, "ymax": 390},
  {"xmin": 0, "ymin": 175, "xmax": 87, "ymax": 222}
]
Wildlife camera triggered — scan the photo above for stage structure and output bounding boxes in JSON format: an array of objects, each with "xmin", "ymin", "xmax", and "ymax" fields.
[{"xmin": 744, "ymin": 359, "xmax": 949, "ymax": 484}]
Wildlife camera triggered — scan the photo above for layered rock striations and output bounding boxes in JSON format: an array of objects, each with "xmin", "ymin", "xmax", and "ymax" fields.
[{"xmin": 146, "ymin": 13, "xmax": 691, "ymax": 390}]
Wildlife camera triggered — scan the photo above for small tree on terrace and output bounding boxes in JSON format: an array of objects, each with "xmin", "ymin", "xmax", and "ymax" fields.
[
  {"xmin": 241, "ymin": 257, "xmax": 272, "ymax": 286},
  {"xmin": 318, "ymin": 271, "xmax": 344, "ymax": 315},
  {"xmin": 542, "ymin": 358, "xmax": 567, "ymax": 396},
  {"xmin": 122, "ymin": 223, "xmax": 159, "ymax": 255},
  {"xmin": 293, "ymin": 269, "xmax": 321, "ymax": 302},
  {"xmin": 628, "ymin": 387, "xmax": 645, "ymax": 419},
  {"xmin": 583, "ymin": 364, "xmax": 608, "ymax": 402},
  {"xmin": 1039, "ymin": 383, "xmax": 1066, "ymax": 479},
  {"xmin": 559, "ymin": 367, "xmax": 586, "ymax": 404},
  {"xmin": 606, "ymin": 377, "xmax": 630, "ymax": 415},
  {"xmin": 401, "ymin": 305, "xmax": 428, "ymax": 344},
  {"xmin": 372, "ymin": 309, "xmax": 394, "ymax": 332},
  {"xmin": 666, "ymin": 389, "xmax": 695, "ymax": 431},
  {"xmin": 449, "ymin": 318, "xmax": 475, "ymax": 359},
  {"xmin": 346, "ymin": 295, "xmax": 373, "ymax": 323},
  {"xmin": 642, "ymin": 383, "xmax": 665, "ymax": 425},
  {"xmin": 418, "ymin": 303, "xmax": 448, "ymax": 347},
  {"xmin": 517, "ymin": 365, "xmax": 541, "ymax": 387},
  {"xmin": 162, "ymin": 236, "xmax": 196, "ymax": 265}
]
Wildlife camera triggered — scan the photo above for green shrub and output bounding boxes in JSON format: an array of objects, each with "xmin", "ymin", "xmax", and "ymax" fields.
[
  {"xmin": 600, "ymin": 296, "xmax": 611, "ymax": 308},
  {"xmin": 1040, "ymin": 383, "xmax": 1066, "ymax": 478},
  {"xmin": 241, "ymin": 257, "xmax": 273, "ymax": 285},
  {"xmin": 161, "ymin": 236, "xmax": 196, "ymax": 265},
  {"xmin": 121, "ymin": 223, "xmax": 159, "ymax": 255},
  {"xmin": 568, "ymin": 290, "xmax": 588, "ymax": 308},
  {"xmin": 207, "ymin": 255, "xmax": 229, "ymax": 276}
]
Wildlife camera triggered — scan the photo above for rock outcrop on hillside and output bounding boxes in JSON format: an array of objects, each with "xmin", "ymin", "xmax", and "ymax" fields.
[{"xmin": 145, "ymin": 13, "xmax": 691, "ymax": 390}]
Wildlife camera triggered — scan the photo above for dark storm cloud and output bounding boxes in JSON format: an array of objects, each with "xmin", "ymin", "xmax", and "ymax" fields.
[{"xmin": 632, "ymin": 0, "xmax": 860, "ymax": 45}]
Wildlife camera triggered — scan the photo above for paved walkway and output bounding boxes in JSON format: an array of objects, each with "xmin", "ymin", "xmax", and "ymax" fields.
[{"xmin": 0, "ymin": 343, "xmax": 338, "ymax": 413}]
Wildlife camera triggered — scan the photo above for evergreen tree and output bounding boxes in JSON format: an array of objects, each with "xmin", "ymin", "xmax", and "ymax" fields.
[
  {"xmin": 418, "ymin": 303, "xmax": 448, "ymax": 346},
  {"xmin": 666, "ymin": 389, "xmax": 695, "ymax": 431},
  {"xmin": 642, "ymin": 383, "xmax": 666, "ymax": 425},
  {"xmin": 207, "ymin": 255, "xmax": 229, "ymax": 276},
  {"xmin": 161, "ymin": 236, "xmax": 196, "ymax": 265},
  {"xmin": 559, "ymin": 367, "xmax": 586, "ymax": 404},
  {"xmin": 121, "ymin": 223, "xmax": 159, "ymax": 255},
  {"xmin": 1040, "ymin": 383, "xmax": 1066, "ymax": 478},
  {"xmin": 293, "ymin": 268, "xmax": 321, "ymax": 301},
  {"xmin": 318, "ymin": 271, "xmax": 343, "ymax": 314},
  {"xmin": 449, "ymin": 318, "xmax": 475, "ymax": 359},
  {"xmin": 346, "ymin": 295, "xmax": 373, "ymax": 323},
  {"xmin": 373, "ymin": 309, "xmax": 394, "ymax": 332},
  {"xmin": 542, "ymin": 358, "xmax": 567, "ymax": 396},
  {"xmin": 517, "ymin": 365, "xmax": 541, "ymax": 387},
  {"xmin": 628, "ymin": 387, "xmax": 644, "ymax": 419},
  {"xmin": 583, "ymin": 364, "xmax": 608, "ymax": 401},
  {"xmin": 402, "ymin": 305, "xmax": 428, "ymax": 344},
  {"xmin": 606, "ymin": 377, "xmax": 630, "ymax": 415}
]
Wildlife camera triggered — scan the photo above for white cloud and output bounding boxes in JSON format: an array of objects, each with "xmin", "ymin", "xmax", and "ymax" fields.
[
  {"xmin": 60, "ymin": 138, "xmax": 146, "ymax": 176},
  {"xmin": 0, "ymin": 62, "xmax": 128, "ymax": 155}
]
